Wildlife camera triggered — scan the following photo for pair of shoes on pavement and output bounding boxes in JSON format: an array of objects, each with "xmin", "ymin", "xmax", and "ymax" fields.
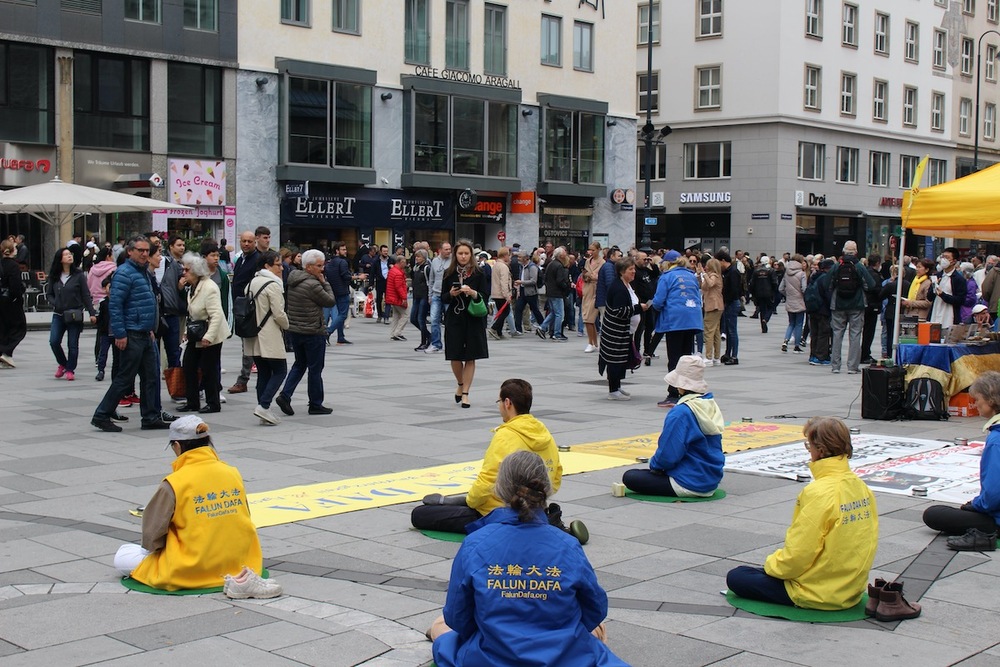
[
  {"xmin": 608, "ymin": 390, "xmax": 630, "ymax": 401},
  {"xmin": 546, "ymin": 503, "xmax": 589, "ymax": 545},
  {"xmin": 947, "ymin": 527, "xmax": 998, "ymax": 551},
  {"xmin": 865, "ymin": 578, "xmax": 921, "ymax": 621},
  {"xmin": 223, "ymin": 565, "xmax": 283, "ymax": 599}
]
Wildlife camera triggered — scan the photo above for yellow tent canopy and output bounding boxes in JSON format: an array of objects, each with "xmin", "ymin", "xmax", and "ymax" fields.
[{"xmin": 902, "ymin": 161, "xmax": 1000, "ymax": 241}]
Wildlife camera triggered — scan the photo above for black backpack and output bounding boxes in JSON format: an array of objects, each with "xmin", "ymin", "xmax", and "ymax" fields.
[
  {"xmin": 903, "ymin": 377, "xmax": 949, "ymax": 421},
  {"xmin": 835, "ymin": 258, "xmax": 861, "ymax": 300},
  {"xmin": 536, "ymin": 264, "xmax": 546, "ymax": 289},
  {"xmin": 804, "ymin": 276, "xmax": 824, "ymax": 313},
  {"xmin": 233, "ymin": 280, "xmax": 273, "ymax": 338}
]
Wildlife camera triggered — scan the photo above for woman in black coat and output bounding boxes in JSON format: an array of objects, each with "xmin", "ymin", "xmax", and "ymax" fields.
[
  {"xmin": 0, "ymin": 239, "xmax": 27, "ymax": 368},
  {"xmin": 599, "ymin": 258, "xmax": 649, "ymax": 400},
  {"xmin": 46, "ymin": 248, "xmax": 97, "ymax": 381},
  {"xmin": 442, "ymin": 239, "xmax": 489, "ymax": 408}
]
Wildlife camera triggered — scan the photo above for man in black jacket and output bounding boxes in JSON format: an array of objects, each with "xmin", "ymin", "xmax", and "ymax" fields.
[
  {"xmin": 633, "ymin": 250, "xmax": 658, "ymax": 357},
  {"xmin": 861, "ymin": 255, "xmax": 883, "ymax": 364},
  {"xmin": 160, "ymin": 235, "xmax": 188, "ymax": 372},
  {"xmin": 373, "ymin": 245, "xmax": 391, "ymax": 324},
  {"xmin": 228, "ymin": 226, "xmax": 269, "ymax": 393},
  {"xmin": 324, "ymin": 241, "xmax": 361, "ymax": 345},
  {"xmin": 717, "ymin": 251, "xmax": 743, "ymax": 365},
  {"xmin": 929, "ymin": 247, "xmax": 968, "ymax": 326}
]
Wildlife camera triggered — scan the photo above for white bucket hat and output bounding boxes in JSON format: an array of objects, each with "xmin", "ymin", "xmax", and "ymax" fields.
[{"xmin": 664, "ymin": 355, "xmax": 709, "ymax": 394}]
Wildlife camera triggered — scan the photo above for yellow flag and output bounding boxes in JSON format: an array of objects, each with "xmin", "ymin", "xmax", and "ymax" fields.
[{"xmin": 910, "ymin": 154, "xmax": 930, "ymax": 191}]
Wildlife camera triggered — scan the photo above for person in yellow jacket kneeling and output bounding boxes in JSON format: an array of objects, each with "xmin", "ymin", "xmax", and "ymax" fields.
[
  {"xmin": 113, "ymin": 416, "xmax": 281, "ymax": 597},
  {"xmin": 726, "ymin": 416, "xmax": 878, "ymax": 610}
]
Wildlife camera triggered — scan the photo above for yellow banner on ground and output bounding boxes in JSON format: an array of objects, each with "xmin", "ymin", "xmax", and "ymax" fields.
[
  {"xmin": 246, "ymin": 423, "xmax": 803, "ymax": 528},
  {"xmin": 247, "ymin": 451, "xmax": 625, "ymax": 528}
]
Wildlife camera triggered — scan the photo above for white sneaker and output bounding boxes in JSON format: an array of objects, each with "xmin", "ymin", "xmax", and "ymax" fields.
[
  {"xmin": 425, "ymin": 346, "xmax": 442, "ymax": 354},
  {"xmin": 0, "ymin": 354, "xmax": 14, "ymax": 368},
  {"xmin": 619, "ymin": 388, "xmax": 631, "ymax": 397},
  {"xmin": 607, "ymin": 390, "xmax": 631, "ymax": 401},
  {"xmin": 584, "ymin": 344, "xmax": 597, "ymax": 353},
  {"xmin": 219, "ymin": 395, "xmax": 227, "ymax": 404},
  {"xmin": 254, "ymin": 405, "xmax": 280, "ymax": 425},
  {"xmin": 224, "ymin": 566, "xmax": 283, "ymax": 599}
]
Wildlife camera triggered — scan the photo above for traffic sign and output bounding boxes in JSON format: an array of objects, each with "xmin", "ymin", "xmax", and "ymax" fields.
[{"xmin": 497, "ymin": 231, "xmax": 506, "ymax": 242}]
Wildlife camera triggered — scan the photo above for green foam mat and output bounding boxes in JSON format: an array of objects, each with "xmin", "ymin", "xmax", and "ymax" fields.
[
  {"xmin": 625, "ymin": 488, "xmax": 727, "ymax": 503},
  {"xmin": 120, "ymin": 568, "xmax": 269, "ymax": 595},
  {"xmin": 419, "ymin": 529, "xmax": 466, "ymax": 543},
  {"xmin": 725, "ymin": 590, "xmax": 869, "ymax": 622}
]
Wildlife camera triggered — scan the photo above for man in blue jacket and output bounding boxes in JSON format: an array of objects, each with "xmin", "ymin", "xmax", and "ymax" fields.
[
  {"xmin": 228, "ymin": 226, "xmax": 269, "ymax": 394},
  {"xmin": 651, "ymin": 251, "xmax": 704, "ymax": 407},
  {"xmin": 92, "ymin": 236, "xmax": 167, "ymax": 432}
]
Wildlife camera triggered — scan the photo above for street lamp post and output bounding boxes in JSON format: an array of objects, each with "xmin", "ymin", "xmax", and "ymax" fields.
[
  {"xmin": 640, "ymin": 0, "xmax": 656, "ymax": 248},
  {"xmin": 973, "ymin": 30, "xmax": 1000, "ymax": 172}
]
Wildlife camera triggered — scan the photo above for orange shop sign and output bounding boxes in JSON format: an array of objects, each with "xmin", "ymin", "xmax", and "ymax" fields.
[{"xmin": 511, "ymin": 191, "xmax": 535, "ymax": 214}]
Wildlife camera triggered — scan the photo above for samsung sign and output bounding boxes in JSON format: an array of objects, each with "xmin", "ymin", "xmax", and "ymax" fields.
[{"xmin": 679, "ymin": 191, "xmax": 732, "ymax": 204}]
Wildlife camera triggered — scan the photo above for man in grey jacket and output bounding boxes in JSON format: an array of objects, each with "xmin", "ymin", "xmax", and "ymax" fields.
[
  {"xmin": 275, "ymin": 249, "xmax": 335, "ymax": 416},
  {"xmin": 426, "ymin": 242, "xmax": 452, "ymax": 354}
]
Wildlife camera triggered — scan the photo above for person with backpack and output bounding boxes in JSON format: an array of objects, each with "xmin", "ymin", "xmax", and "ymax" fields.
[
  {"xmin": 821, "ymin": 241, "xmax": 877, "ymax": 374},
  {"xmin": 806, "ymin": 259, "xmax": 834, "ymax": 366},
  {"xmin": 243, "ymin": 251, "xmax": 290, "ymax": 426},
  {"xmin": 750, "ymin": 256, "xmax": 776, "ymax": 333}
]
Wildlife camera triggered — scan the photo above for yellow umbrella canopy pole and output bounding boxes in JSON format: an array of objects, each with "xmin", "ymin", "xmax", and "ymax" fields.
[{"xmin": 893, "ymin": 155, "xmax": 929, "ymax": 351}]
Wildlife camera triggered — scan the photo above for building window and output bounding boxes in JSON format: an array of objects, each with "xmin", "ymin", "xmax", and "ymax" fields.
[
  {"xmin": 445, "ymin": 0, "xmax": 469, "ymax": 71},
  {"xmin": 332, "ymin": 0, "xmax": 359, "ymax": 33},
  {"xmin": 990, "ymin": 0, "xmax": 999, "ymax": 22},
  {"xmin": 699, "ymin": 0, "xmax": 723, "ymax": 37},
  {"xmin": 638, "ymin": 72, "xmax": 659, "ymax": 114},
  {"xmin": 933, "ymin": 29, "xmax": 947, "ymax": 69},
  {"xmin": 405, "ymin": 0, "xmax": 430, "ymax": 65},
  {"xmin": 874, "ymin": 12, "xmax": 889, "ymax": 55},
  {"xmin": 931, "ymin": 92, "xmax": 945, "ymax": 131},
  {"xmin": 543, "ymin": 108, "xmax": 603, "ymax": 184},
  {"xmin": 804, "ymin": 65, "xmax": 821, "ymax": 110},
  {"xmin": 842, "ymin": 3, "xmax": 857, "ymax": 46},
  {"xmin": 696, "ymin": 65, "xmax": 721, "ymax": 109},
  {"xmin": 960, "ymin": 97, "xmax": 972, "ymax": 135},
  {"xmin": 869, "ymin": 150, "xmax": 889, "ymax": 186},
  {"xmin": 962, "ymin": 37, "xmax": 974, "ymax": 75},
  {"xmin": 873, "ymin": 79, "xmax": 887, "ymax": 121},
  {"xmin": 281, "ymin": 0, "xmax": 309, "ymax": 25},
  {"xmin": 904, "ymin": 21, "xmax": 919, "ymax": 62},
  {"xmin": 902, "ymin": 86, "xmax": 917, "ymax": 126},
  {"xmin": 0, "ymin": 41, "xmax": 55, "ymax": 145},
  {"xmin": 410, "ymin": 94, "xmax": 517, "ymax": 178},
  {"xmin": 836, "ymin": 146, "xmax": 859, "ymax": 184},
  {"xmin": 798, "ymin": 142, "xmax": 825, "ymax": 180},
  {"xmin": 637, "ymin": 144, "xmax": 667, "ymax": 181},
  {"xmin": 986, "ymin": 103, "xmax": 996, "ymax": 140},
  {"xmin": 964, "ymin": 0, "xmax": 975, "ymax": 15},
  {"xmin": 988, "ymin": 44, "xmax": 998, "ymax": 81},
  {"xmin": 184, "ymin": 0, "xmax": 216, "ymax": 31},
  {"xmin": 73, "ymin": 52, "xmax": 149, "ymax": 150},
  {"xmin": 167, "ymin": 63, "xmax": 221, "ymax": 156},
  {"xmin": 573, "ymin": 21, "xmax": 593, "ymax": 72},
  {"xmin": 928, "ymin": 158, "xmax": 947, "ymax": 185},
  {"xmin": 62, "ymin": 0, "xmax": 101, "ymax": 12},
  {"xmin": 900, "ymin": 154, "xmax": 919, "ymax": 188},
  {"xmin": 684, "ymin": 141, "xmax": 732, "ymax": 179},
  {"xmin": 483, "ymin": 4, "xmax": 506, "ymax": 76},
  {"xmin": 840, "ymin": 72, "xmax": 856, "ymax": 116},
  {"xmin": 638, "ymin": 1, "xmax": 660, "ymax": 44},
  {"xmin": 125, "ymin": 0, "xmax": 160, "ymax": 23},
  {"xmin": 806, "ymin": 0, "xmax": 823, "ymax": 38},
  {"xmin": 286, "ymin": 76, "xmax": 372, "ymax": 168},
  {"xmin": 541, "ymin": 15, "xmax": 561, "ymax": 67}
]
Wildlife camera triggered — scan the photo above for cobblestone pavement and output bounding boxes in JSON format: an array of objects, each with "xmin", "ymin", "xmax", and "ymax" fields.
[{"xmin": 0, "ymin": 311, "xmax": 997, "ymax": 666}]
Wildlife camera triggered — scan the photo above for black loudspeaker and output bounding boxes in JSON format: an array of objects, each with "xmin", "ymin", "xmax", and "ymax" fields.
[{"xmin": 862, "ymin": 366, "xmax": 905, "ymax": 420}]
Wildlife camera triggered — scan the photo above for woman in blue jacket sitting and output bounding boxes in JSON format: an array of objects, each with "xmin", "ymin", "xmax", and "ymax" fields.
[
  {"xmin": 622, "ymin": 355, "xmax": 725, "ymax": 497},
  {"xmin": 923, "ymin": 371, "xmax": 1000, "ymax": 551},
  {"xmin": 429, "ymin": 450, "xmax": 627, "ymax": 667}
]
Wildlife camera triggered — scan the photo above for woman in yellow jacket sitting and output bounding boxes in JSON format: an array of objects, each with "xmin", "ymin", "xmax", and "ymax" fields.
[{"xmin": 726, "ymin": 416, "xmax": 878, "ymax": 610}]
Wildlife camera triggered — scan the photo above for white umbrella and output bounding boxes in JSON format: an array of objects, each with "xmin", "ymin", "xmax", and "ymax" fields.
[{"xmin": 0, "ymin": 177, "xmax": 190, "ymax": 225}]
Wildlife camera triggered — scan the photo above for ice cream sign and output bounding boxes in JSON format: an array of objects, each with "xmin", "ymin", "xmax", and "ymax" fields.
[{"xmin": 168, "ymin": 158, "xmax": 226, "ymax": 206}]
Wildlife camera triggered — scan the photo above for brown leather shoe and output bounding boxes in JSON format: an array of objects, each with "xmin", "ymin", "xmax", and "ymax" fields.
[
  {"xmin": 865, "ymin": 578, "xmax": 887, "ymax": 617},
  {"xmin": 227, "ymin": 383, "xmax": 247, "ymax": 394},
  {"xmin": 875, "ymin": 581, "xmax": 921, "ymax": 622}
]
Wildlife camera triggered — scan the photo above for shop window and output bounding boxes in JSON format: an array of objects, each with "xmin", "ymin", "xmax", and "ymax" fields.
[
  {"xmin": 73, "ymin": 52, "xmax": 149, "ymax": 151},
  {"xmin": 543, "ymin": 108, "xmax": 603, "ymax": 184},
  {"xmin": 0, "ymin": 41, "xmax": 55, "ymax": 145},
  {"xmin": 168, "ymin": 63, "xmax": 222, "ymax": 157},
  {"xmin": 285, "ymin": 76, "xmax": 372, "ymax": 168},
  {"xmin": 411, "ymin": 93, "xmax": 516, "ymax": 178},
  {"xmin": 405, "ymin": 0, "xmax": 430, "ymax": 65},
  {"xmin": 684, "ymin": 141, "xmax": 731, "ymax": 179}
]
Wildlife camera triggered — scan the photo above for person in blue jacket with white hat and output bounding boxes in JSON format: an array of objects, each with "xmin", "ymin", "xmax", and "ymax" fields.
[
  {"xmin": 622, "ymin": 355, "xmax": 725, "ymax": 497},
  {"xmin": 429, "ymin": 450, "xmax": 627, "ymax": 667}
]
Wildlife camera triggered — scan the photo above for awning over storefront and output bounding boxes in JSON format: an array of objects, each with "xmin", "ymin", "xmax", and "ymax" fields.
[{"xmin": 280, "ymin": 183, "xmax": 456, "ymax": 230}]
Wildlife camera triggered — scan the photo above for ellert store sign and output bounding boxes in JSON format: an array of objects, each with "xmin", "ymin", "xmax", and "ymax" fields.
[{"xmin": 281, "ymin": 184, "xmax": 456, "ymax": 230}]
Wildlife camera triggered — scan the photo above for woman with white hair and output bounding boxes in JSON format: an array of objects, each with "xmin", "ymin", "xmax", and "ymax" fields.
[
  {"xmin": 959, "ymin": 261, "xmax": 980, "ymax": 324},
  {"xmin": 179, "ymin": 252, "xmax": 226, "ymax": 413}
]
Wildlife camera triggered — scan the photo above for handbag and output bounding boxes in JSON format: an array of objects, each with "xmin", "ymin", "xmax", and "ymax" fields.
[
  {"xmin": 62, "ymin": 308, "xmax": 85, "ymax": 324},
  {"xmin": 186, "ymin": 319, "xmax": 208, "ymax": 343},
  {"xmin": 163, "ymin": 366, "xmax": 186, "ymax": 398},
  {"xmin": 467, "ymin": 295, "xmax": 488, "ymax": 318}
]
